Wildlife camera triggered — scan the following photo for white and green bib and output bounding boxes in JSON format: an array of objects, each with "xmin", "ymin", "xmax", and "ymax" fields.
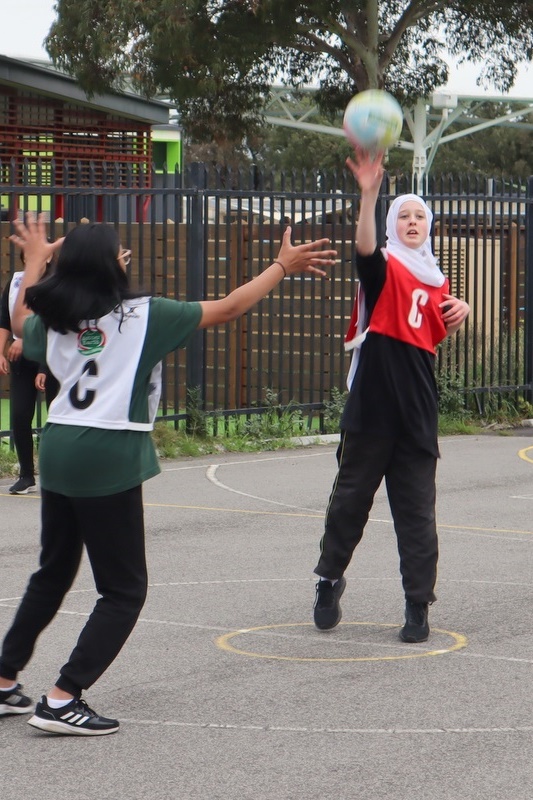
[{"xmin": 46, "ymin": 298, "xmax": 161, "ymax": 431}]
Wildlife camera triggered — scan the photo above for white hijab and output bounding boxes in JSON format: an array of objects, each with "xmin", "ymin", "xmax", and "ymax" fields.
[
  {"xmin": 345, "ymin": 193, "xmax": 445, "ymax": 388},
  {"xmin": 383, "ymin": 193, "xmax": 445, "ymax": 288}
]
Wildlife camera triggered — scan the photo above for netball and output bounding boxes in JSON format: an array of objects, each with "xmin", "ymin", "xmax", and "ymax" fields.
[{"xmin": 343, "ymin": 89, "xmax": 403, "ymax": 150}]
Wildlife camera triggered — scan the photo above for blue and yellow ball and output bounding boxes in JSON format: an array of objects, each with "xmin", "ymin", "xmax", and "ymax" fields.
[{"xmin": 343, "ymin": 90, "xmax": 403, "ymax": 150}]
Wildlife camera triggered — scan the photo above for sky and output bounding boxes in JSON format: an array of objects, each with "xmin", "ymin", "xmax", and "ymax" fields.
[
  {"xmin": 0, "ymin": 0, "xmax": 57, "ymax": 62},
  {"xmin": 1, "ymin": 0, "xmax": 532, "ymax": 99}
]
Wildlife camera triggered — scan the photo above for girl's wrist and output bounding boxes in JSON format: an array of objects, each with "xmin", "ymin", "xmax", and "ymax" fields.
[
  {"xmin": 360, "ymin": 186, "xmax": 380, "ymax": 200},
  {"xmin": 21, "ymin": 258, "xmax": 45, "ymax": 276}
]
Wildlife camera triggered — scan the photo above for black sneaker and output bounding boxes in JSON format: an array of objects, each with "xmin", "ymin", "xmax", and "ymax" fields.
[
  {"xmin": 28, "ymin": 696, "xmax": 119, "ymax": 736},
  {"xmin": 399, "ymin": 600, "xmax": 430, "ymax": 643},
  {"xmin": 9, "ymin": 477, "xmax": 36, "ymax": 495},
  {"xmin": 313, "ymin": 576, "xmax": 346, "ymax": 630},
  {"xmin": 0, "ymin": 683, "xmax": 34, "ymax": 716}
]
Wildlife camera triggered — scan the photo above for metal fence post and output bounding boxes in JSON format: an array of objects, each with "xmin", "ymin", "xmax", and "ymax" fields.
[
  {"xmin": 377, "ymin": 173, "xmax": 388, "ymax": 242},
  {"xmin": 185, "ymin": 162, "xmax": 207, "ymax": 431},
  {"xmin": 525, "ymin": 176, "xmax": 533, "ymax": 404}
]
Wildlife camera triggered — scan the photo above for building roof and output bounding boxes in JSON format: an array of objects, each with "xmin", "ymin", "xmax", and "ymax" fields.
[{"xmin": 0, "ymin": 54, "xmax": 171, "ymax": 124}]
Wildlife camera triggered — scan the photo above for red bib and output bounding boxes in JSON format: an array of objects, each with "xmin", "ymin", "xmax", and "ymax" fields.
[{"xmin": 369, "ymin": 254, "xmax": 449, "ymax": 353}]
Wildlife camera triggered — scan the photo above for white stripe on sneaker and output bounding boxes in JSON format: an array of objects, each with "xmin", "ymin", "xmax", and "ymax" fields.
[
  {"xmin": 60, "ymin": 711, "xmax": 88, "ymax": 724},
  {"xmin": 8, "ymin": 696, "xmax": 23, "ymax": 705}
]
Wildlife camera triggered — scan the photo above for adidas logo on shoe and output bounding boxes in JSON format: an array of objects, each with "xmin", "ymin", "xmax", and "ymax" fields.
[{"xmin": 0, "ymin": 684, "xmax": 34, "ymax": 716}]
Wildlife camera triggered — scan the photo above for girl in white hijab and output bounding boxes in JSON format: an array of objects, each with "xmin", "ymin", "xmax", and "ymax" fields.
[
  {"xmin": 313, "ymin": 147, "xmax": 469, "ymax": 645},
  {"xmin": 345, "ymin": 184, "xmax": 462, "ymax": 386}
]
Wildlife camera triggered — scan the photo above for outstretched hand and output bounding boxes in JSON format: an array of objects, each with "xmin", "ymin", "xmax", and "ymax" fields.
[
  {"xmin": 276, "ymin": 226, "xmax": 336, "ymax": 277},
  {"xmin": 9, "ymin": 212, "xmax": 64, "ymax": 276},
  {"xmin": 346, "ymin": 146, "xmax": 385, "ymax": 194}
]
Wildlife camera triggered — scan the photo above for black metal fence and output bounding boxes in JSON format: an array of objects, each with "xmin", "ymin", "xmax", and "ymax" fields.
[{"xmin": 1, "ymin": 160, "xmax": 532, "ymax": 438}]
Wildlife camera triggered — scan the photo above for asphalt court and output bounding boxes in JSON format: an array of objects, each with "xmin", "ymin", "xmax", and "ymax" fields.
[{"xmin": 1, "ymin": 433, "xmax": 533, "ymax": 800}]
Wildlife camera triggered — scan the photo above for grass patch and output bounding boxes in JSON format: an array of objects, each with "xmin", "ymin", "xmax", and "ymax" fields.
[
  {"xmin": 151, "ymin": 420, "xmax": 300, "ymax": 460},
  {"xmin": 437, "ymin": 415, "xmax": 482, "ymax": 436},
  {"xmin": 1, "ymin": 380, "xmax": 530, "ymax": 477},
  {"xmin": 0, "ymin": 438, "xmax": 19, "ymax": 478}
]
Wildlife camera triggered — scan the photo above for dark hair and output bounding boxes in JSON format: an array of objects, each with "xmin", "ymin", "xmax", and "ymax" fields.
[{"xmin": 25, "ymin": 223, "xmax": 139, "ymax": 333}]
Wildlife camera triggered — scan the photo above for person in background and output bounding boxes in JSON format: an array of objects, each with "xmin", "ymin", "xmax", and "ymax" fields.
[
  {"xmin": 313, "ymin": 147, "xmax": 470, "ymax": 644},
  {"xmin": 0, "ymin": 213, "xmax": 335, "ymax": 735},
  {"xmin": 0, "ymin": 254, "xmax": 58, "ymax": 494}
]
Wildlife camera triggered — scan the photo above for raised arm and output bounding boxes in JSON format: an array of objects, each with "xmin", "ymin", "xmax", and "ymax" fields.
[
  {"xmin": 8, "ymin": 214, "xmax": 63, "ymax": 337},
  {"xmin": 345, "ymin": 148, "xmax": 385, "ymax": 256},
  {"xmin": 198, "ymin": 226, "xmax": 336, "ymax": 329}
]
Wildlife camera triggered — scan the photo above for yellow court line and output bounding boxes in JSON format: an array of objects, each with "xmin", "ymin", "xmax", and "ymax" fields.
[
  {"xmin": 149, "ymin": 504, "xmax": 533, "ymax": 534},
  {"xmin": 216, "ymin": 621, "xmax": 468, "ymax": 662},
  {"xmin": 439, "ymin": 523, "xmax": 533, "ymax": 535},
  {"xmin": 145, "ymin": 503, "xmax": 322, "ymax": 518},
  {"xmin": 0, "ymin": 492, "xmax": 40, "ymax": 500},
  {"xmin": 2, "ymin": 494, "xmax": 532, "ymax": 534},
  {"xmin": 518, "ymin": 445, "xmax": 533, "ymax": 464}
]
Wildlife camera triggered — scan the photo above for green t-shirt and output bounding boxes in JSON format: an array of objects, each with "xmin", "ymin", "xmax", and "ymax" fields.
[{"xmin": 23, "ymin": 297, "xmax": 202, "ymax": 497}]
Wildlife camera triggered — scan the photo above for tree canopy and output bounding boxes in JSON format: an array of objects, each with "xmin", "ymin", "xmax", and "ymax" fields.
[
  {"xmin": 46, "ymin": 1, "xmax": 533, "ymax": 142},
  {"xmin": 185, "ymin": 105, "xmax": 533, "ymax": 180}
]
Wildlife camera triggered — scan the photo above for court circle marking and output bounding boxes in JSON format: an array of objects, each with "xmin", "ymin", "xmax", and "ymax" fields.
[
  {"xmin": 216, "ymin": 621, "xmax": 468, "ymax": 662},
  {"xmin": 519, "ymin": 445, "xmax": 533, "ymax": 465}
]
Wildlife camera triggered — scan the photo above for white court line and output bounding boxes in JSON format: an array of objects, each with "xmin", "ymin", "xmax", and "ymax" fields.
[
  {"xmin": 206, "ymin": 464, "xmax": 327, "ymax": 514},
  {"xmin": 206, "ymin": 461, "xmax": 392, "ymax": 522},
  {"xmin": 2, "ymin": 573, "xmax": 533, "ymax": 605},
  {"xmin": 117, "ymin": 718, "xmax": 533, "ymax": 736},
  {"xmin": 206, "ymin": 464, "xmax": 533, "ymax": 540},
  {"xmin": 460, "ymin": 652, "xmax": 533, "ymax": 665},
  {"xmin": 0, "ymin": 578, "xmax": 315, "ymax": 603},
  {"xmin": 1, "ymin": 596, "xmax": 531, "ymax": 666},
  {"xmin": 442, "ymin": 577, "xmax": 533, "ymax": 587},
  {"xmin": 1, "ymin": 595, "xmax": 530, "ymax": 666},
  {"xmin": 163, "ymin": 450, "xmax": 334, "ymax": 473}
]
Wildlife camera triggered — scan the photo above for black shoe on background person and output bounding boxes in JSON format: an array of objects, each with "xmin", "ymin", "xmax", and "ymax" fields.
[{"xmin": 9, "ymin": 476, "xmax": 36, "ymax": 495}]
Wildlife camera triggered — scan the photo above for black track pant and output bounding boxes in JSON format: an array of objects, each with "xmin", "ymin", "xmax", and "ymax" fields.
[
  {"xmin": 0, "ymin": 485, "xmax": 148, "ymax": 696},
  {"xmin": 10, "ymin": 357, "xmax": 58, "ymax": 478},
  {"xmin": 10, "ymin": 356, "xmax": 39, "ymax": 478},
  {"xmin": 314, "ymin": 430, "xmax": 438, "ymax": 604}
]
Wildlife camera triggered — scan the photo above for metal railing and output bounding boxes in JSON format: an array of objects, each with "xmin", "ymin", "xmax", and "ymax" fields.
[{"xmin": 1, "ymin": 161, "xmax": 532, "ymax": 437}]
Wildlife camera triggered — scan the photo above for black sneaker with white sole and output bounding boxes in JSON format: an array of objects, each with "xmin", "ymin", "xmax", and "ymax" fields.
[
  {"xmin": 9, "ymin": 477, "xmax": 36, "ymax": 495},
  {"xmin": 0, "ymin": 684, "xmax": 34, "ymax": 716},
  {"xmin": 28, "ymin": 696, "xmax": 119, "ymax": 736},
  {"xmin": 313, "ymin": 576, "xmax": 346, "ymax": 630}
]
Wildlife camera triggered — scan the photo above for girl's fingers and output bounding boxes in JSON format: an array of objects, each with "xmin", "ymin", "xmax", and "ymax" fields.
[{"xmin": 9, "ymin": 214, "xmax": 63, "ymax": 255}]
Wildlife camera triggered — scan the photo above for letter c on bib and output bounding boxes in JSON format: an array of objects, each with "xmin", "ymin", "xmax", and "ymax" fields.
[
  {"xmin": 408, "ymin": 288, "xmax": 429, "ymax": 329},
  {"xmin": 69, "ymin": 359, "xmax": 97, "ymax": 410}
]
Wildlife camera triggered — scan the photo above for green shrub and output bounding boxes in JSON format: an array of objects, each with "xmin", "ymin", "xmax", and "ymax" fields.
[
  {"xmin": 0, "ymin": 438, "xmax": 18, "ymax": 477},
  {"xmin": 323, "ymin": 386, "xmax": 348, "ymax": 433}
]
